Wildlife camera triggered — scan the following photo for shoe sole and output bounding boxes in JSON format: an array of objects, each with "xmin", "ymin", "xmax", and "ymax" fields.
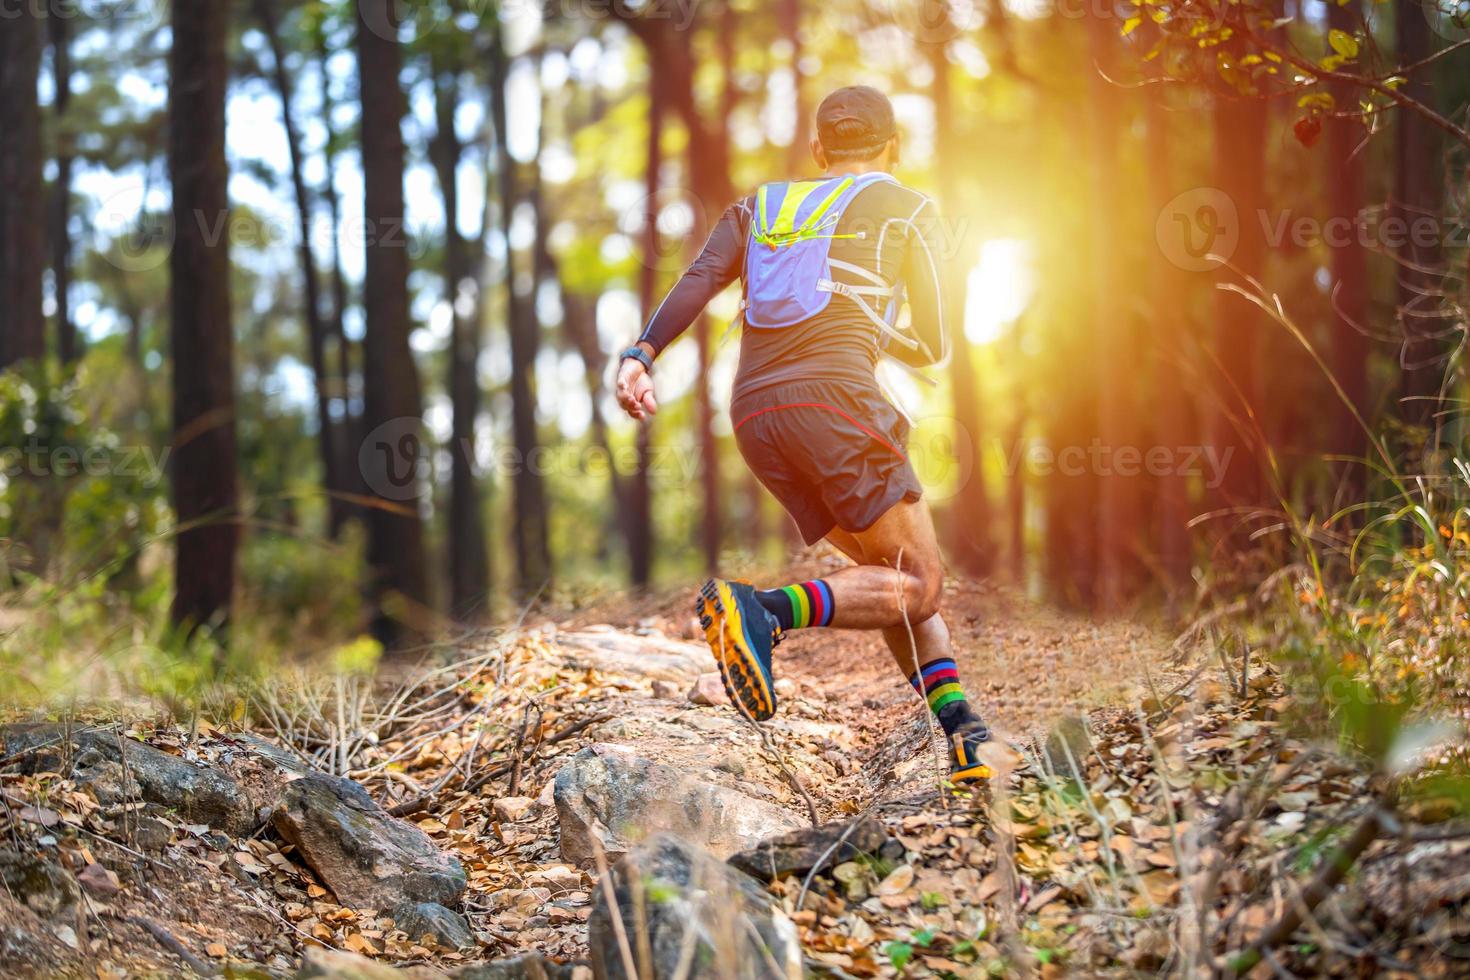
[
  {"xmin": 695, "ymin": 578, "xmax": 776, "ymax": 722},
  {"xmin": 950, "ymin": 763, "xmax": 994, "ymax": 784}
]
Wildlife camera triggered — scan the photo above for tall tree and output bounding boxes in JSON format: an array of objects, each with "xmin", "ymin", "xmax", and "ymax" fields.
[
  {"xmin": 1394, "ymin": 0, "xmax": 1446, "ymax": 426},
  {"xmin": 256, "ymin": 0, "xmax": 351, "ymax": 536},
  {"xmin": 1324, "ymin": 1, "xmax": 1370, "ymax": 491},
  {"xmin": 168, "ymin": 0, "xmax": 240, "ymax": 631},
  {"xmin": 0, "ymin": 7, "xmax": 46, "ymax": 368},
  {"xmin": 50, "ymin": 10, "xmax": 79, "ymax": 364},
  {"xmin": 779, "ymin": 0, "xmax": 809, "ymax": 176},
  {"xmin": 1143, "ymin": 84, "xmax": 1194, "ymax": 603},
  {"xmin": 356, "ymin": 0, "xmax": 430, "ymax": 642},
  {"xmin": 488, "ymin": 29, "xmax": 552, "ymax": 594},
  {"xmin": 628, "ymin": 73, "xmax": 666, "ymax": 588},
  {"xmin": 923, "ymin": 4, "xmax": 992, "ymax": 576},
  {"xmin": 431, "ymin": 43, "xmax": 490, "ymax": 620}
]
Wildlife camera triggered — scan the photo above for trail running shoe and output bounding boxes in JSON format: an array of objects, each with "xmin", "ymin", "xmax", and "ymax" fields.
[
  {"xmin": 695, "ymin": 578, "xmax": 781, "ymax": 722},
  {"xmin": 949, "ymin": 721, "xmax": 994, "ymax": 784}
]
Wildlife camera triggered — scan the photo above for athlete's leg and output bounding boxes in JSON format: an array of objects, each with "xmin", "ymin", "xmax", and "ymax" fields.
[{"xmin": 823, "ymin": 525, "xmax": 954, "ymax": 683}]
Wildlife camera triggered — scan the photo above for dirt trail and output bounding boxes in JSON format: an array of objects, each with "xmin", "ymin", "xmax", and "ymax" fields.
[
  {"xmin": 566, "ymin": 555, "xmax": 1174, "ymax": 817},
  {"xmin": 0, "ymin": 563, "xmax": 1176, "ymax": 978}
]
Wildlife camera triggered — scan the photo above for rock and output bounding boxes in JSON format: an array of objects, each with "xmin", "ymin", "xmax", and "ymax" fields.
[
  {"xmin": 452, "ymin": 953, "xmax": 579, "ymax": 980},
  {"xmin": 773, "ymin": 678, "xmax": 798, "ymax": 698},
  {"xmin": 296, "ymin": 948, "xmax": 445, "ymax": 979},
  {"xmin": 588, "ymin": 834, "xmax": 802, "ymax": 980},
  {"xmin": 713, "ymin": 755, "xmax": 746, "ymax": 777},
  {"xmin": 392, "ymin": 901, "xmax": 476, "ymax": 950},
  {"xmin": 1, "ymin": 725, "xmax": 254, "ymax": 835},
  {"xmin": 1042, "ymin": 715, "xmax": 1092, "ymax": 779},
  {"xmin": 272, "ymin": 774, "xmax": 466, "ymax": 911},
  {"xmin": 554, "ymin": 745, "xmax": 802, "ymax": 867},
  {"xmin": 726, "ymin": 816, "xmax": 890, "ymax": 881},
  {"xmin": 75, "ymin": 862, "xmax": 121, "ymax": 898},
  {"xmin": 0, "ymin": 851, "xmax": 82, "ymax": 921},
  {"xmin": 687, "ymin": 672, "xmax": 728, "ymax": 707},
  {"xmin": 492, "ymin": 797, "xmax": 536, "ymax": 823},
  {"xmin": 133, "ymin": 816, "xmax": 173, "ymax": 852},
  {"xmin": 649, "ymin": 680, "xmax": 681, "ymax": 700},
  {"xmin": 555, "ymin": 630, "xmax": 715, "ymax": 684}
]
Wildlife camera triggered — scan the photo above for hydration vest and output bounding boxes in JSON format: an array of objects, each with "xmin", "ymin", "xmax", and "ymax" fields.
[{"xmin": 740, "ymin": 172, "xmax": 926, "ymax": 363}]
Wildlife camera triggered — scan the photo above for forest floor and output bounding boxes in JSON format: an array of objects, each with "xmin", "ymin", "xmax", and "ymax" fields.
[{"xmin": 1, "ymin": 551, "xmax": 1466, "ymax": 978}]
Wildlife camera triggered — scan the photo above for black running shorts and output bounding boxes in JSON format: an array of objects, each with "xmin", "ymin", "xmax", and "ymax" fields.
[{"xmin": 732, "ymin": 378, "xmax": 924, "ymax": 546}]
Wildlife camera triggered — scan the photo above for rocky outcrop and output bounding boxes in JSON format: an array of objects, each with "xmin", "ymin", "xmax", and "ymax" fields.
[
  {"xmin": 726, "ymin": 816, "xmax": 891, "ymax": 881},
  {"xmin": 587, "ymin": 834, "xmax": 802, "ymax": 980},
  {"xmin": 553, "ymin": 629, "xmax": 715, "ymax": 684},
  {"xmin": 272, "ymin": 774, "xmax": 467, "ymax": 911},
  {"xmin": 553, "ymin": 745, "xmax": 802, "ymax": 868},
  {"xmin": 295, "ymin": 950, "xmax": 578, "ymax": 980},
  {"xmin": 454, "ymin": 954, "xmax": 579, "ymax": 980},
  {"xmin": 1, "ymin": 725, "xmax": 254, "ymax": 835}
]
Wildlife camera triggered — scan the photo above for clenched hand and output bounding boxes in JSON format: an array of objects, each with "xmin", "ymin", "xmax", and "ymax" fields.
[{"xmin": 615, "ymin": 353, "xmax": 658, "ymax": 421}]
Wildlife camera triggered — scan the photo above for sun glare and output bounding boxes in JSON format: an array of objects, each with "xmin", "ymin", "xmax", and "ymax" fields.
[{"xmin": 964, "ymin": 238, "xmax": 1035, "ymax": 345}]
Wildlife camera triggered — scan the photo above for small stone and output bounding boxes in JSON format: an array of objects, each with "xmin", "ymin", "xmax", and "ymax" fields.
[
  {"xmin": 727, "ymin": 816, "xmax": 890, "ymax": 881},
  {"xmin": 687, "ymin": 673, "xmax": 727, "ymax": 707},
  {"xmin": 650, "ymin": 680, "xmax": 681, "ymax": 700},
  {"xmin": 76, "ymin": 862, "xmax": 121, "ymax": 898},
  {"xmin": 133, "ymin": 816, "xmax": 173, "ymax": 852},
  {"xmin": 492, "ymin": 797, "xmax": 536, "ymax": 823},
  {"xmin": 877, "ymin": 864, "xmax": 914, "ymax": 895},
  {"xmin": 774, "ymin": 678, "xmax": 798, "ymax": 698},
  {"xmin": 714, "ymin": 755, "xmax": 746, "ymax": 777},
  {"xmin": 51, "ymin": 925, "xmax": 79, "ymax": 950}
]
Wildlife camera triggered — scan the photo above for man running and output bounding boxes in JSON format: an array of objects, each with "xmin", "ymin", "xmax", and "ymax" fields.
[{"xmin": 614, "ymin": 86, "xmax": 992, "ymax": 783}]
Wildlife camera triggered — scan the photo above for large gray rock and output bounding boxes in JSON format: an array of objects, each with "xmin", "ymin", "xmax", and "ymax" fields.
[
  {"xmin": 272, "ymin": 774, "xmax": 466, "ymax": 911},
  {"xmin": 392, "ymin": 901, "xmax": 476, "ymax": 950},
  {"xmin": 1, "ymin": 724, "xmax": 254, "ymax": 835},
  {"xmin": 727, "ymin": 816, "xmax": 890, "ymax": 881},
  {"xmin": 554, "ymin": 745, "xmax": 802, "ymax": 868},
  {"xmin": 587, "ymin": 833, "xmax": 801, "ymax": 980}
]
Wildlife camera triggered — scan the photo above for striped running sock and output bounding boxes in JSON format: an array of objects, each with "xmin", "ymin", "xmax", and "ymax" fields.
[
  {"xmin": 910, "ymin": 659, "xmax": 980, "ymax": 736},
  {"xmin": 755, "ymin": 580, "xmax": 835, "ymax": 631}
]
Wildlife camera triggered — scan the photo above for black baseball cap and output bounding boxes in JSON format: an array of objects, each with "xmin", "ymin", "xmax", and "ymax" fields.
[{"xmin": 815, "ymin": 86, "xmax": 897, "ymax": 152}]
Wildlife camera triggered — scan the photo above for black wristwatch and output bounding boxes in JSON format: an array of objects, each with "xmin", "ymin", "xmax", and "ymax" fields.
[{"xmin": 620, "ymin": 346, "xmax": 654, "ymax": 372}]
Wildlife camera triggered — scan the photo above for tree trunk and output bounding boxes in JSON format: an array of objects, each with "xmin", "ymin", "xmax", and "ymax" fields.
[
  {"xmin": 779, "ymin": 0, "xmax": 809, "ymax": 176},
  {"xmin": 1143, "ymin": 85, "xmax": 1193, "ymax": 606},
  {"xmin": 1211, "ymin": 95, "xmax": 1269, "ymax": 513},
  {"xmin": 628, "ymin": 75, "xmax": 665, "ymax": 588},
  {"xmin": 925, "ymin": 15, "xmax": 992, "ymax": 577},
  {"xmin": 50, "ymin": 10, "xmax": 78, "ymax": 365},
  {"xmin": 1325, "ymin": 1, "xmax": 1370, "ymax": 496},
  {"xmin": 356, "ymin": 0, "xmax": 430, "ymax": 643},
  {"xmin": 1395, "ymin": 0, "xmax": 1446, "ymax": 426},
  {"xmin": 0, "ymin": 6, "xmax": 46, "ymax": 368},
  {"xmin": 1086, "ymin": 10, "xmax": 1143, "ymax": 610},
  {"xmin": 168, "ymin": 0, "xmax": 240, "ymax": 633},
  {"xmin": 489, "ymin": 34, "xmax": 552, "ymax": 596},
  {"xmin": 312, "ymin": 22, "xmax": 363, "ymax": 524},
  {"xmin": 432, "ymin": 52, "xmax": 491, "ymax": 622},
  {"xmin": 256, "ymin": 0, "xmax": 349, "ymax": 537}
]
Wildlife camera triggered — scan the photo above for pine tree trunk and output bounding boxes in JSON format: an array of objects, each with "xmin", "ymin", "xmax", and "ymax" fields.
[
  {"xmin": 488, "ymin": 35, "xmax": 552, "ymax": 596},
  {"xmin": 168, "ymin": 0, "xmax": 240, "ymax": 633},
  {"xmin": 1395, "ymin": 0, "xmax": 1446, "ymax": 426},
  {"xmin": 1143, "ymin": 85, "xmax": 1194, "ymax": 606},
  {"xmin": 925, "ymin": 21, "xmax": 992, "ymax": 576},
  {"xmin": 0, "ymin": 7, "xmax": 46, "ymax": 368},
  {"xmin": 433, "ymin": 56, "xmax": 491, "ymax": 623},
  {"xmin": 1211, "ymin": 95, "xmax": 1269, "ymax": 513},
  {"xmin": 356, "ymin": 0, "xmax": 430, "ymax": 643},
  {"xmin": 49, "ymin": 11, "xmax": 78, "ymax": 365},
  {"xmin": 628, "ymin": 73, "xmax": 665, "ymax": 588},
  {"xmin": 256, "ymin": 0, "xmax": 349, "ymax": 537},
  {"xmin": 1325, "ymin": 1, "xmax": 1370, "ymax": 496}
]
